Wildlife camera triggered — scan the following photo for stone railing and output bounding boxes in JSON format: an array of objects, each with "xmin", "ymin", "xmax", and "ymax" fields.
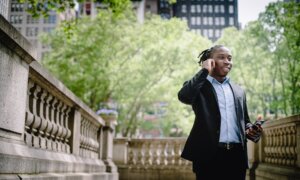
[
  {"xmin": 114, "ymin": 138, "xmax": 195, "ymax": 180},
  {"xmin": 114, "ymin": 115, "xmax": 300, "ymax": 180},
  {"xmin": 0, "ymin": 15, "xmax": 118, "ymax": 180},
  {"xmin": 247, "ymin": 114, "xmax": 300, "ymax": 179}
]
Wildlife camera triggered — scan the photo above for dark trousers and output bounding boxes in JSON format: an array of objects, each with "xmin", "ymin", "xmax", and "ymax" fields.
[{"xmin": 193, "ymin": 144, "xmax": 247, "ymax": 180}]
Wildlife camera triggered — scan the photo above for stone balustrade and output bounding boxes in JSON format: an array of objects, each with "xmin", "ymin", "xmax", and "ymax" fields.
[
  {"xmin": 0, "ymin": 15, "xmax": 117, "ymax": 180},
  {"xmin": 114, "ymin": 115, "xmax": 300, "ymax": 180},
  {"xmin": 114, "ymin": 138, "xmax": 194, "ymax": 180}
]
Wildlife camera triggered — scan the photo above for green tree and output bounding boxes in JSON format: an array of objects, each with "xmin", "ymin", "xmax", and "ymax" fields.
[
  {"xmin": 42, "ymin": 9, "xmax": 211, "ymax": 137},
  {"xmin": 217, "ymin": 1, "xmax": 300, "ymax": 119}
]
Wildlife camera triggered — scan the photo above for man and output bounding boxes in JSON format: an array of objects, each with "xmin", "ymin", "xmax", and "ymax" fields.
[{"xmin": 178, "ymin": 45, "xmax": 262, "ymax": 180}]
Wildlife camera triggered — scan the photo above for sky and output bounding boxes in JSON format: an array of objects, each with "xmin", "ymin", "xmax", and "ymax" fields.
[{"xmin": 238, "ymin": 0, "xmax": 279, "ymax": 28}]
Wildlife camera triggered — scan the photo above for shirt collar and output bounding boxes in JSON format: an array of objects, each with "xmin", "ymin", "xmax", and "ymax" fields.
[{"xmin": 207, "ymin": 75, "xmax": 230, "ymax": 84}]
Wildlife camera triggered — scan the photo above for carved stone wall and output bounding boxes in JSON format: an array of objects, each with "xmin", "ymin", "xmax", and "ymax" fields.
[{"xmin": 0, "ymin": 14, "xmax": 118, "ymax": 180}]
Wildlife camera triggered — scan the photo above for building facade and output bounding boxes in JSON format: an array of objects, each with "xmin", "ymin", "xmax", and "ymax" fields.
[
  {"xmin": 0, "ymin": 0, "xmax": 10, "ymax": 20},
  {"xmin": 172, "ymin": 0, "xmax": 239, "ymax": 42},
  {"xmin": 8, "ymin": 0, "xmax": 75, "ymax": 61}
]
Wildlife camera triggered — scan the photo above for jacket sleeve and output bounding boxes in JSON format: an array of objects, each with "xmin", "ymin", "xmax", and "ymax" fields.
[
  {"xmin": 178, "ymin": 68, "xmax": 209, "ymax": 105},
  {"xmin": 243, "ymin": 92, "xmax": 251, "ymax": 126}
]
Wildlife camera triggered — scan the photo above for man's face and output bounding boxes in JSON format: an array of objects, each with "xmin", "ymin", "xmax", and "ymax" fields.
[{"xmin": 211, "ymin": 47, "xmax": 232, "ymax": 77}]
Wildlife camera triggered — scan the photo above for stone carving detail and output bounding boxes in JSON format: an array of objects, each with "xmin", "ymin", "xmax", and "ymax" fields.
[
  {"xmin": 80, "ymin": 116, "xmax": 100, "ymax": 158},
  {"xmin": 127, "ymin": 139, "xmax": 191, "ymax": 169},
  {"xmin": 24, "ymin": 79, "xmax": 71, "ymax": 152},
  {"xmin": 263, "ymin": 124, "xmax": 297, "ymax": 166}
]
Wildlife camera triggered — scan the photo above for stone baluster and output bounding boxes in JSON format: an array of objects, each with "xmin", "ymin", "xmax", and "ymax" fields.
[
  {"xmin": 135, "ymin": 141, "xmax": 144, "ymax": 168},
  {"xmin": 54, "ymin": 101, "xmax": 63, "ymax": 152},
  {"xmin": 64, "ymin": 106, "xmax": 72, "ymax": 153},
  {"xmin": 24, "ymin": 80, "xmax": 35, "ymax": 146},
  {"xmin": 128, "ymin": 141, "xmax": 135, "ymax": 166},
  {"xmin": 174, "ymin": 141, "xmax": 182, "ymax": 167},
  {"xmin": 49, "ymin": 97, "xmax": 59, "ymax": 151},
  {"xmin": 31, "ymin": 83, "xmax": 42, "ymax": 148},
  {"xmin": 38, "ymin": 89, "xmax": 48, "ymax": 149},
  {"xmin": 153, "ymin": 141, "xmax": 161, "ymax": 166},
  {"xmin": 60, "ymin": 104, "xmax": 68, "ymax": 153},
  {"xmin": 162, "ymin": 141, "xmax": 168, "ymax": 166},
  {"xmin": 44, "ymin": 94, "xmax": 54, "ymax": 150},
  {"xmin": 144, "ymin": 141, "xmax": 152, "ymax": 168},
  {"xmin": 168, "ymin": 140, "xmax": 175, "ymax": 168}
]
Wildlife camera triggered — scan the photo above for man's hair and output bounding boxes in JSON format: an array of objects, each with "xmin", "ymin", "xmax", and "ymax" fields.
[{"xmin": 197, "ymin": 45, "xmax": 225, "ymax": 64}]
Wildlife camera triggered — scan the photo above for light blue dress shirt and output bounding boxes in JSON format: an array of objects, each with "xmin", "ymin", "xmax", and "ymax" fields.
[{"xmin": 207, "ymin": 75, "xmax": 241, "ymax": 143}]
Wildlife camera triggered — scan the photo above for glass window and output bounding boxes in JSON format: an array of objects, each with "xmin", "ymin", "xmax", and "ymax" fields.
[
  {"xmin": 209, "ymin": 29, "xmax": 213, "ymax": 37},
  {"xmin": 229, "ymin": 17, "xmax": 234, "ymax": 25},
  {"xmin": 203, "ymin": 29, "xmax": 208, "ymax": 37},
  {"xmin": 191, "ymin": 17, "xmax": 196, "ymax": 25},
  {"xmin": 208, "ymin": 17, "xmax": 213, "ymax": 25},
  {"xmin": 208, "ymin": 5, "xmax": 213, "ymax": 13},
  {"xmin": 203, "ymin": 17, "xmax": 208, "ymax": 25},
  {"xmin": 181, "ymin": 5, "xmax": 187, "ymax": 13},
  {"xmin": 215, "ymin": 17, "xmax": 220, "ymax": 25},
  {"xmin": 26, "ymin": 27, "xmax": 38, "ymax": 37},
  {"xmin": 196, "ymin": 17, "xmax": 201, "ymax": 25},
  {"xmin": 27, "ymin": 15, "xmax": 39, "ymax": 24},
  {"xmin": 214, "ymin": 5, "xmax": 219, "ymax": 13},
  {"xmin": 43, "ymin": 15, "xmax": 56, "ymax": 24},
  {"xmin": 197, "ymin": 5, "xmax": 201, "ymax": 13},
  {"xmin": 229, "ymin": 5, "xmax": 234, "ymax": 14},
  {"xmin": 215, "ymin": 29, "xmax": 220, "ymax": 37},
  {"xmin": 220, "ymin": 17, "xmax": 225, "ymax": 25},
  {"xmin": 203, "ymin": 5, "xmax": 207, "ymax": 13},
  {"xmin": 220, "ymin": 5, "xmax": 225, "ymax": 13},
  {"xmin": 191, "ymin": 5, "xmax": 195, "ymax": 13}
]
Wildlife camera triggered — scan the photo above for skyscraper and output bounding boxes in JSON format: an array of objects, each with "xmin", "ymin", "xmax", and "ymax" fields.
[{"xmin": 171, "ymin": 0, "xmax": 239, "ymax": 41}]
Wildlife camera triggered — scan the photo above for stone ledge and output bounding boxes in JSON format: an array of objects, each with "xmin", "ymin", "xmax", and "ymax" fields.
[
  {"xmin": 0, "ymin": 140, "xmax": 106, "ymax": 174},
  {"xmin": 0, "ymin": 172, "xmax": 116, "ymax": 180},
  {"xmin": 0, "ymin": 15, "xmax": 37, "ymax": 63}
]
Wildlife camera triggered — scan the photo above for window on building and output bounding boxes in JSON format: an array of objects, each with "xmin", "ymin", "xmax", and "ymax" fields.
[
  {"xmin": 203, "ymin": 5, "xmax": 207, "ymax": 13},
  {"xmin": 191, "ymin": 17, "xmax": 196, "ymax": 25},
  {"xmin": 229, "ymin": 17, "xmax": 234, "ymax": 25},
  {"xmin": 220, "ymin": 5, "xmax": 225, "ymax": 13},
  {"xmin": 208, "ymin": 17, "xmax": 213, "ymax": 25},
  {"xmin": 215, "ymin": 29, "xmax": 221, "ymax": 37},
  {"xmin": 214, "ymin": 5, "xmax": 219, "ymax": 13},
  {"xmin": 26, "ymin": 27, "xmax": 38, "ymax": 37},
  {"xmin": 229, "ymin": 5, "xmax": 234, "ymax": 14},
  {"xmin": 181, "ymin": 5, "xmax": 187, "ymax": 13},
  {"xmin": 215, "ymin": 17, "xmax": 220, "ymax": 25},
  {"xmin": 208, "ymin": 5, "xmax": 213, "ymax": 13},
  {"xmin": 203, "ymin": 29, "xmax": 208, "ymax": 37},
  {"xmin": 220, "ymin": 17, "xmax": 225, "ymax": 25},
  {"xmin": 203, "ymin": 17, "xmax": 208, "ymax": 25},
  {"xmin": 43, "ymin": 27, "xmax": 54, "ymax": 33},
  {"xmin": 43, "ymin": 15, "xmax": 56, "ymax": 24},
  {"xmin": 10, "ymin": 15, "xmax": 23, "ymax": 24},
  {"xmin": 11, "ymin": 3, "xmax": 23, "ymax": 12},
  {"xmin": 196, "ymin": 17, "xmax": 201, "ymax": 25},
  {"xmin": 197, "ymin": 5, "xmax": 201, "ymax": 13},
  {"xmin": 191, "ymin": 5, "xmax": 195, "ymax": 13},
  {"xmin": 208, "ymin": 29, "xmax": 213, "ymax": 37},
  {"xmin": 27, "ymin": 15, "xmax": 39, "ymax": 24},
  {"xmin": 181, "ymin": 17, "xmax": 187, "ymax": 22}
]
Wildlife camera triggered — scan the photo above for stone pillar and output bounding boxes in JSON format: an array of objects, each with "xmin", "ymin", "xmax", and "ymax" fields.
[
  {"xmin": 113, "ymin": 138, "xmax": 129, "ymax": 165},
  {"xmin": 99, "ymin": 110, "xmax": 118, "ymax": 173},
  {"xmin": 0, "ymin": 15, "xmax": 35, "ymax": 140}
]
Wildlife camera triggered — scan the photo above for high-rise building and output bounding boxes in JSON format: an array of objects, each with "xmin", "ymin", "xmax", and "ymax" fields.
[
  {"xmin": 8, "ymin": 0, "xmax": 76, "ymax": 61},
  {"xmin": 0, "ymin": 0, "xmax": 10, "ymax": 20},
  {"xmin": 172, "ymin": 0, "xmax": 239, "ymax": 42}
]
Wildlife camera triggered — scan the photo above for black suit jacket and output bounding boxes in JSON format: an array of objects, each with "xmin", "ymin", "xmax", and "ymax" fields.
[{"xmin": 178, "ymin": 68, "xmax": 251, "ymax": 168}]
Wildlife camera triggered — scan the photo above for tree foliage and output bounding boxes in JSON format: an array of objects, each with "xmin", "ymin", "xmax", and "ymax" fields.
[
  {"xmin": 41, "ymin": 8, "xmax": 210, "ymax": 137},
  {"xmin": 217, "ymin": 1, "xmax": 300, "ymax": 119}
]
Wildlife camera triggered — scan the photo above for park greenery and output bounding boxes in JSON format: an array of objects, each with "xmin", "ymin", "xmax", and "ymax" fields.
[{"xmin": 40, "ymin": 1, "xmax": 299, "ymax": 137}]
